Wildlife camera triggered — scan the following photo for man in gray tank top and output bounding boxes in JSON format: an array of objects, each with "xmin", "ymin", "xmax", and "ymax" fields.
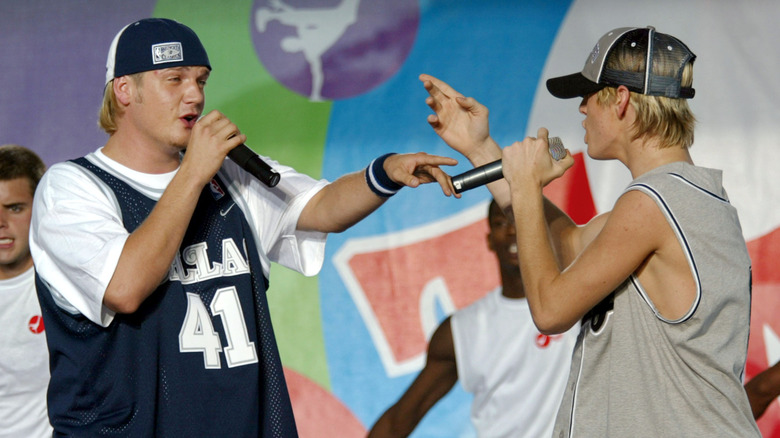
[{"xmin": 420, "ymin": 26, "xmax": 760, "ymax": 437}]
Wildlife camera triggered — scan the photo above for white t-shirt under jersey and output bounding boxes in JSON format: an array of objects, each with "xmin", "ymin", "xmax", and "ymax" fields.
[
  {"xmin": 0, "ymin": 268, "xmax": 53, "ymax": 438},
  {"xmin": 30, "ymin": 148, "xmax": 328, "ymax": 327}
]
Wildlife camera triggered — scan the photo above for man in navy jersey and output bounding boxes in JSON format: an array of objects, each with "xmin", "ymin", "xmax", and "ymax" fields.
[{"xmin": 30, "ymin": 18, "xmax": 457, "ymax": 437}]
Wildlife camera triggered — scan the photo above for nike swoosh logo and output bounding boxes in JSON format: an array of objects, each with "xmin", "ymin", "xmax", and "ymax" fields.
[{"xmin": 220, "ymin": 202, "xmax": 236, "ymax": 217}]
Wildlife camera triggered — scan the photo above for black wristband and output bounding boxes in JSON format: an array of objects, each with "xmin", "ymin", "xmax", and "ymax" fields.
[{"xmin": 365, "ymin": 153, "xmax": 403, "ymax": 197}]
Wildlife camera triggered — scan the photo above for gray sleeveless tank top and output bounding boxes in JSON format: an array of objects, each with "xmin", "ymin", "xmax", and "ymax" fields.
[{"xmin": 553, "ymin": 162, "xmax": 760, "ymax": 437}]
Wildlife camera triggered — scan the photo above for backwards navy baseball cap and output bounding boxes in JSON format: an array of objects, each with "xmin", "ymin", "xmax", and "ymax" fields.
[
  {"xmin": 546, "ymin": 26, "xmax": 696, "ymax": 99},
  {"xmin": 105, "ymin": 18, "xmax": 211, "ymax": 86}
]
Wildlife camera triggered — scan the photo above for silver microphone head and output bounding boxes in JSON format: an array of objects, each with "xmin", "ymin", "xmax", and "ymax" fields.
[{"xmin": 548, "ymin": 137, "xmax": 566, "ymax": 161}]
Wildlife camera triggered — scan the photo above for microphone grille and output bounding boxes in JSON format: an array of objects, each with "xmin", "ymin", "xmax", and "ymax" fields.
[{"xmin": 548, "ymin": 137, "xmax": 566, "ymax": 161}]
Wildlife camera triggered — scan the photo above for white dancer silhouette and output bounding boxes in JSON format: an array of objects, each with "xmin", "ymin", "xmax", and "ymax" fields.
[{"xmin": 255, "ymin": 0, "xmax": 361, "ymax": 101}]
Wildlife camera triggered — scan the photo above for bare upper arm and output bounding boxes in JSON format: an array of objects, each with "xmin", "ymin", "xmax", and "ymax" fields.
[
  {"xmin": 546, "ymin": 191, "xmax": 666, "ymax": 329},
  {"xmin": 367, "ymin": 317, "xmax": 457, "ymax": 437},
  {"xmin": 395, "ymin": 317, "xmax": 457, "ymax": 408},
  {"xmin": 297, "ymin": 171, "xmax": 384, "ymax": 233},
  {"xmin": 554, "ymin": 211, "xmax": 610, "ymax": 267},
  {"xmin": 427, "ymin": 317, "xmax": 456, "ymax": 363},
  {"xmin": 745, "ymin": 361, "xmax": 780, "ymax": 419}
]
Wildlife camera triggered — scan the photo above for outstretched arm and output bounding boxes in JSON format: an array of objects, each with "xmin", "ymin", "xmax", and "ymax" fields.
[
  {"xmin": 297, "ymin": 152, "xmax": 458, "ymax": 233},
  {"xmin": 745, "ymin": 361, "xmax": 780, "ymax": 419},
  {"xmin": 368, "ymin": 317, "xmax": 458, "ymax": 437},
  {"xmin": 420, "ymin": 74, "xmax": 513, "ymax": 209},
  {"xmin": 420, "ymin": 75, "xmax": 593, "ymax": 267}
]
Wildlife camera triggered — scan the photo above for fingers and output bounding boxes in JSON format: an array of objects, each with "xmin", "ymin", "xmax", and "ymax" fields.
[
  {"xmin": 422, "ymin": 78, "xmax": 477, "ymax": 112},
  {"xmin": 536, "ymin": 127, "xmax": 550, "ymax": 141},
  {"xmin": 557, "ymin": 150, "xmax": 575, "ymax": 172},
  {"xmin": 431, "ymin": 166, "xmax": 459, "ymax": 197},
  {"xmin": 505, "ymin": 131, "xmax": 574, "ymax": 188},
  {"xmin": 179, "ymin": 111, "xmax": 245, "ymax": 186},
  {"xmin": 421, "ymin": 74, "xmax": 466, "ymax": 117},
  {"xmin": 425, "ymin": 94, "xmax": 442, "ymax": 114},
  {"xmin": 456, "ymin": 96, "xmax": 472, "ymax": 110},
  {"xmin": 410, "ymin": 164, "xmax": 459, "ymax": 197},
  {"xmin": 410, "ymin": 153, "xmax": 459, "ymax": 168},
  {"xmin": 419, "ymin": 74, "xmax": 464, "ymax": 99},
  {"xmin": 457, "ymin": 96, "xmax": 488, "ymax": 118},
  {"xmin": 384, "ymin": 153, "xmax": 459, "ymax": 196},
  {"xmin": 195, "ymin": 111, "xmax": 245, "ymax": 149}
]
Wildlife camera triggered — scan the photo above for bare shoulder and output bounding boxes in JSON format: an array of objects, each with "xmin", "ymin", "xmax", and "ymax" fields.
[
  {"xmin": 427, "ymin": 316, "xmax": 454, "ymax": 362},
  {"xmin": 574, "ymin": 190, "xmax": 666, "ymax": 260},
  {"xmin": 571, "ymin": 190, "xmax": 667, "ymax": 291},
  {"xmin": 609, "ymin": 189, "xmax": 669, "ymax": 239},
  {"xmin": 613, "ymin": 189, "xmax": 697, "ymax": 319}
]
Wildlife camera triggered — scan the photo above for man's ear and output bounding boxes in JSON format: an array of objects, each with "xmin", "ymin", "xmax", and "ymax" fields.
[
  {"xmin": 615, "ymin": 85, "xmax": 631, "ymax": 118},
  {"xmin": 113, "ymin": 76, "xmax": 134, "ymax": 106}
]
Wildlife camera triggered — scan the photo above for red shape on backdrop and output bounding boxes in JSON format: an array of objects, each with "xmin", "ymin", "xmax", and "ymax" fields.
[
  {"xmin": 347, "ymin": 219, "xmax": 499, "ymax": 365},
  {"xmin": 285, "ymin": 368, "xmax": 366, "ymax": 438},
  {"xmin": 745, "ymin": 227, "xmax": 780, "ymax": 437},
  {"xmin": 544, "ymin": 152, "xmax": 597, "ymax": 225}
]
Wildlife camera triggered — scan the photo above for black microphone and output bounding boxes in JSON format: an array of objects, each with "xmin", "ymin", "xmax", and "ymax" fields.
[
  {"xmin": 451, "ymin": 137, "xmax": 566, "ymax": 194},
  {"xmin": 228, "ymin": 144, "xmax": 280, "ymax": 188}
]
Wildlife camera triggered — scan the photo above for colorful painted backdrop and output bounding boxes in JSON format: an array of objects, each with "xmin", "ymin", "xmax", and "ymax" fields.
[{"xmin": 3, "ymin": 0, "xmax": 779, "ymax": 436}]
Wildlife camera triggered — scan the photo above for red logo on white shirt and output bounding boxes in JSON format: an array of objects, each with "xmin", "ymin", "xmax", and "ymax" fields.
[
  {"xmin": 28, "ymin": 315, "xmax": 45, "ymax": 334},
  {"xmin": 536, "ymin": 333, "xmax": 563, "ymax": 348}
]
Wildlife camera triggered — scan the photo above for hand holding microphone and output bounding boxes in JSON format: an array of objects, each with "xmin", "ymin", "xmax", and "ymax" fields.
[
  {"xmin": 195, "ymin": 112, "xmax": 280, "ymax": 188},
  {"xmin": 450, "ymin": 137, "xmax": 567, "ymax": 194}
]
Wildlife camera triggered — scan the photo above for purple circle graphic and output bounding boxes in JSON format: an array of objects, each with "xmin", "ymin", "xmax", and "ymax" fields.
[{"xmin": 250, "ymin": 0, "xmax": 419, "ymax": 101}]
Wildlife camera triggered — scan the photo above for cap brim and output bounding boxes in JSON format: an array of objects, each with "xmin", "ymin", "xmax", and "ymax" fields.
[{"xmin": 546, "ymin": 72, "xmax": 605, "ymax": 99}]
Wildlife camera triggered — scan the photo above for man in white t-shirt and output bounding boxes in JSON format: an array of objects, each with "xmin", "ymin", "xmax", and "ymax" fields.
[
  {"xmin": 30, "ymin": 18, "xmax": 459, "ymax": 437},
  {"xmin": 0, "ymin": 144, "xmax": 51, "ymax": 438},
  {"xmin": 369, "ymin": 199, "xmax": 576, "ymax": 437}
]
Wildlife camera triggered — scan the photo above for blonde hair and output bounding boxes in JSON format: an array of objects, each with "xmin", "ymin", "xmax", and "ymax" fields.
[
  {"xmin": 98, "ymin": 73, "xmax": 143, "ymax": 135},
  {"xmin": 596, "ymin": 44, "xmax": 696, "ymax": 149}
]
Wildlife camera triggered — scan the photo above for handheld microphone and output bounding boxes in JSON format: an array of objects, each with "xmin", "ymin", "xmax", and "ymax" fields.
[
  {"xmin": 228, "ymin": 144, "xmax": 280, "ymax": 188},
  {"xmin": 451, "ymin": 137, "xmax": 566, "ymax": 194}
]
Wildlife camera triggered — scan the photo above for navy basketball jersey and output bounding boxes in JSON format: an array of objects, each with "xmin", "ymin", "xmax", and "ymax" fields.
[{"xmin": 36, "ymin": 158, "xmax": 298, "ymax": 437}]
